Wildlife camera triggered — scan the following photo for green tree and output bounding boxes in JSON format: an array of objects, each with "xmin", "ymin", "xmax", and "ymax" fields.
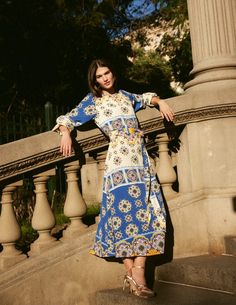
[
  {"xmin": 126, "ymin": 49, "xmax": 175, "ymax": 97},
  {"xmin": 121, "ymin": 0, "xmax": 192, "ymax": 87},
  {"xmin": 157, "ymin": 0, "xmax": 192, "ymax": 85},
  {"xmin": 0, "ymin": 0, "xmax": 133, "ymax": 114},
  {"xmin": 0, "ymin": 0, "xmax": 191, "ymax": 143}
]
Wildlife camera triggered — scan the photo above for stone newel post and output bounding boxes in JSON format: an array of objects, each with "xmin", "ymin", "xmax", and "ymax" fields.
[
  {"xmin": 63, "ymin": 161, "xmax": 87, "ymax": 239},
  {"xmin": 0, "ymin": 182, "xmax": 26, "ymax": 269},
  {"xmin": 174, "ymin": 0, "xmax": 236, "ymax": 255},
  {"xmin": 178, "ymin": 0, "xmax": 236, "ymax": 194}
]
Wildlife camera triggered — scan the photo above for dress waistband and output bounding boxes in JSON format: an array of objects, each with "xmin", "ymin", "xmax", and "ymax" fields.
[
  {"xmin": 110, "ymin": 128, "xmax": 144, "ymax": 142},
  {"xmin": 122, "ymin": 127, "xmax": 144, "ymax": 136}
]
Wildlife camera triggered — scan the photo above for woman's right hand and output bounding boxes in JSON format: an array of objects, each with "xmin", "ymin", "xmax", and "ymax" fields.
[{"xmin": 59, "ymin": 126, "xmax": 72, "ymax": 157}]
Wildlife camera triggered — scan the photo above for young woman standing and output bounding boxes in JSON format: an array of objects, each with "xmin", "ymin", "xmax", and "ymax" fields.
[{"xmin": 54, "ymin": 59, "xmax": 174, "ymax": 298}]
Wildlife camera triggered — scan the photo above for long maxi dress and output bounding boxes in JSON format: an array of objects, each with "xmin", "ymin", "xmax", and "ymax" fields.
[{"xmin": 55, "ymin": 90, "xmax": 166, "ymax": 258}]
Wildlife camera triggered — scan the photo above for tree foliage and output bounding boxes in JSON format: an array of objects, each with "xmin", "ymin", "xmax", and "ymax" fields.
[
  {"xmin": 157, "ymin": 0, "xmax": 192, "ymax": 84},
  {"xmin": 126, "ymin": 49, "xmax": 175, "ymax": 97},
  {"xmin": 123, "ymin": 0, "xmax": 192, "ymax": 87},
  {"xmin": 0, "ymin": 0, "xmax": 131, "ymax": 114},
  {"xmin": 0, "ymin": 0, "xmax": 191, "ymax": 124}
]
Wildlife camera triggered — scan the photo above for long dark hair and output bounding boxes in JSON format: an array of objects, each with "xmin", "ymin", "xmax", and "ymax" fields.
[{"xmin": 88, "ymin": 58, "xmax": 117, "ymax": 97}]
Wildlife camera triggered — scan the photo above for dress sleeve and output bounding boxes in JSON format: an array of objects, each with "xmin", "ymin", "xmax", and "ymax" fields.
[
  {"xmin": 120, "ymin": 90, "xmax": 157, "ymax": 112},
  {"xmin": 52, "ymin": 93, "xmax": 96, "ymax": 133}
]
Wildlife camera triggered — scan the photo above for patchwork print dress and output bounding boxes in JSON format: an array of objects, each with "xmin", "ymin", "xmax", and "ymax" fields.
[{"xmin": 55, "ymin": 90, "xmax": 166, "ymax": 258}]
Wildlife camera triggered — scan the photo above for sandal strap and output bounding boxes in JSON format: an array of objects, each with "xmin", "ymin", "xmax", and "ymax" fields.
[{"xmin": 133, "ymin": 265, "xmax": 145, "ymax": 269}]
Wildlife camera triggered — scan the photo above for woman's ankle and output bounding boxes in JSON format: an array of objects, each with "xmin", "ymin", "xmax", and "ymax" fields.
[
  {"xmin": 123, "ymin": 258, "xmax": 134, "ymax": 275},
  {"xmin": 131, "ymin": 266, "xmax": 146, "ymax": 286}
]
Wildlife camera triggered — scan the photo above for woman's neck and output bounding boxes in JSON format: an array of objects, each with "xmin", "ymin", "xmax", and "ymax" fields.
[{"xmin": 102, "ymin": 88, "xmax": 117, "ymax": 95}]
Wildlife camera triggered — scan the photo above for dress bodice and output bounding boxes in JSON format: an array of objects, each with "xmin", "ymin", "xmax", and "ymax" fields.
[
  {"xmin": 53, "ymin": 90, "xmax": 156, "ymax": 135},
  {"xmin": 94, "ymin": 92, "xmax": 140, "ymax": 139}
]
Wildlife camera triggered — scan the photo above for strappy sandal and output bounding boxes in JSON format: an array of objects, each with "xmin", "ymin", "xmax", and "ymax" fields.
[{"xmin": 123, "ymin": 266, "xmax": 155, "ymax": 298}]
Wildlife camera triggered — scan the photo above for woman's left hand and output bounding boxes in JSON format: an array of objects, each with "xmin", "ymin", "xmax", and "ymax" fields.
[{"xmin": 158, "ymin": 100, "xmax": 174, "ymax": 122}]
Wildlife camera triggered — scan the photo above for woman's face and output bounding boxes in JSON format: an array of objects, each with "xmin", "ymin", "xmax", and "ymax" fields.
[{"xmin": 95, "ymin": 66, "xmax": 116, "ymax": 94}]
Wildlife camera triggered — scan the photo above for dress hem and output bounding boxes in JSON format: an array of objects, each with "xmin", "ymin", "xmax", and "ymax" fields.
[{"xmin": 88, "ymin": 248, "xmax": 163, "ymax": 258}]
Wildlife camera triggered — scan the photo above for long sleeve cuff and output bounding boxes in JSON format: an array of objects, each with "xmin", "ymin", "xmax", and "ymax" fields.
[
  {"xmin": 52, "ymin": 116, "xmax": 75, "ymax": 135},
  {"xmin": 142, "ymin": 92, "xmax": 158, "ymax": 107}
]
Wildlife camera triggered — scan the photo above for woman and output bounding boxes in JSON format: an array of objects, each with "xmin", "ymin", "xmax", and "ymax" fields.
[{"xmin": 54, "ymin": 59, "xmax": 174, "ymax": 298}]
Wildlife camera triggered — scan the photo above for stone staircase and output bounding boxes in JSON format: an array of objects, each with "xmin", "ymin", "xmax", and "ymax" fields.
[{"xmin": 96, "ymin": 237, "xmax": 236, "ymax": 305}]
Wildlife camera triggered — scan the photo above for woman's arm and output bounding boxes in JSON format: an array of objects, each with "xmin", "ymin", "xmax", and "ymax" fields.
[
  {"xmin": 53, "ymin": 93, "xmax": 96, "ymax": 133},
  {"xmin": 120, "ymin": 90, "xmax": 174, "ymax": 121},
  {"xmin": 53, "ymin": 93, "xmax": 96, "ymax": 157}
]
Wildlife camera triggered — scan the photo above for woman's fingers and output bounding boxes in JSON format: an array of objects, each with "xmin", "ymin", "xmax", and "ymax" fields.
[
  {"xmin": 60, "ymin": 144, "xmax": 69, "ymax": 156},
  {"xmin": 161, "ymin": 110, "xmax": 173, "ymax": 121},
  {"xmin": 60, "ymin": 134, "xmax": 72, "ymax": 156},
  {"xmin": 159, "ymin": 102, "xmax": 174, "ymax": 121},
  {"xmin": 61, "ymin": 145, "xmax": 71, "ymax": 157},
  {"xmin": 64, "ymin": 144, "xmax": 72, "ymax": 156},
  {"xmin": 165, "ymin": 109, "xmax": 174, "ymax": 121}
]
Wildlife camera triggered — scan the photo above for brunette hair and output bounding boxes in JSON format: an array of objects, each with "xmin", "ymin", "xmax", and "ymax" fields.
[{"xmin": 88, "ymin": 58, "xmax": 117, "ymax": 97}]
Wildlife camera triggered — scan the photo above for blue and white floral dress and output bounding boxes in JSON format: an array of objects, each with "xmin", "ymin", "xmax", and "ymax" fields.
[{"xmin": 55, "ymin": 90, "xmax": 166, "ymax": 258}]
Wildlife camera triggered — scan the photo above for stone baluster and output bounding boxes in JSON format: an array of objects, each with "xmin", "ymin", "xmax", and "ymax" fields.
[
  {"xmin": 96, "ymin": 151, "xmax": 107, "ymax": 203},
  {"xmin": 0, "ymin": 181, "xmax": 26, "ymax": 270},
  {"xmin": 155, "ymin": 133, "xmax": 177, "ymax": 200},
  {"xmin": 63, "ymin": 161, "xmax": 87, "ymax": 239},
  {"xmin": 30, "ymin": 169, "xmax": 57, "ymax": 254}
]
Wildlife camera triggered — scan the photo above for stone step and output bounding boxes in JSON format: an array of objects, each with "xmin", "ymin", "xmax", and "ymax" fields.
[
  {"xmin": 96, "ymin": 282, "xmax": 236, "ymax": 305},
  {"xmin": 156, "ymin": 255, "xmax": 236, "ymax": 294},
  {"xmin": 225, "ymin": 235, "xmax": 236, "ymax": 255}
]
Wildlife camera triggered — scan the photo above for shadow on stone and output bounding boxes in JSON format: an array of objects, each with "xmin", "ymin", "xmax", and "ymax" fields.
[
  {"xmin": 146, "ymin": 186, "xmax": 174, "ymax": 289},
  {"xmin": 232, "ymin": 196, "xmax": 236, "ymax": 212}
]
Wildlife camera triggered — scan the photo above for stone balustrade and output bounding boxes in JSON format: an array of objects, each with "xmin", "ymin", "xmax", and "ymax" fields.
[{"xmin": 0, "ymin": 94, "xmax": 235, "ymax": 270}]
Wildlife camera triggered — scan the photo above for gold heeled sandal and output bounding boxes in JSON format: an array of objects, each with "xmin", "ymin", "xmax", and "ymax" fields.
[{"xmin": 123, "ymin": 266, "xmax": 155, "ymax": 298}]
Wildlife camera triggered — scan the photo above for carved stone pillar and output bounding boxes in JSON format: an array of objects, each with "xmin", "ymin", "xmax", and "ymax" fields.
[
  {"xmin": 174, "ymin": 0, "xmax": 236, "ymax": 256},
  {"xmin": 30, "ymin": 169, "xmax": 57, "ymax": 254},
  {"xmin": 63, "ymin": 161, "xmax": 87, "ymax": 239},
  {"xmin": 80, "ymin": 153, "xmax": 99, "ymax": 205},
  {"xmin": 179, "ymin": 0, "xmax": 236, "ymax": 194},
  {"xmin": 96, "ymin": 151, "xmax": 107, "ymax": 203},
  {"xmin": 186, "ymin": 0, "xmax": 236, "ymax": 90},
  {"xmin": 156, "ymin": 133, "xmax": 177, "ymax": 200},
  {"xmin": 0, "ymin": 182, "xmax": 26, "ymax": 270}
]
